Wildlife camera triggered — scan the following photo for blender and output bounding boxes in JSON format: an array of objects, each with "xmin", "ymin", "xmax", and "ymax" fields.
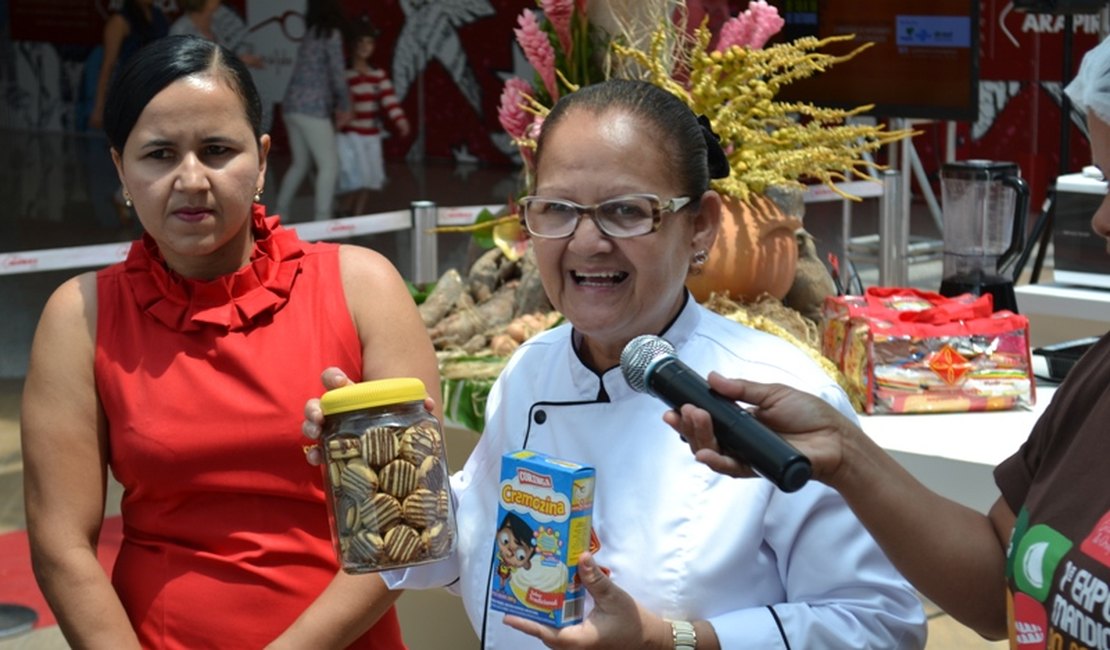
[{"xmin": 938, "ymin": 160, "xmax": 1030, "ymax": 312}]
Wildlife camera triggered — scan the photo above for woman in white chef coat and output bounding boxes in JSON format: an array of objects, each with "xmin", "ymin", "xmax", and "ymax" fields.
[{"xmin": 304, "ymin": 78, "xmax": 927, "ymax": 649}]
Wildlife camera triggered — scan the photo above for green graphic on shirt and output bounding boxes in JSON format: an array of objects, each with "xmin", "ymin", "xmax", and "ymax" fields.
[
  {"xmin": 1007, "ymin": 508, "xmax": 1031, "ymax": 580},
  {"xmin": 1014, "ymin": 524, "xmax": 1073, "ymax": 602}
]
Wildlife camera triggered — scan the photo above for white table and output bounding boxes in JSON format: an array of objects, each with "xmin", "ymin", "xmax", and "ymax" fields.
[
  {"xmin": 1015, "ymin": 283, "xmax": 1110, "ymax": 323},
  {"xmin": 859, "ymin": 385, "xmax": 1056, "ymax": 513},
  {"xmin": 446, "ymin": 366, "xmax": 1058, "ymax": 514}
]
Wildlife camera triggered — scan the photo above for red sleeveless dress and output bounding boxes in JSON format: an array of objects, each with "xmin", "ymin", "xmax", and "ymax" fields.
[{"xmin": 95, "ymin": 206, "xmax": 405, "ymax": 648}]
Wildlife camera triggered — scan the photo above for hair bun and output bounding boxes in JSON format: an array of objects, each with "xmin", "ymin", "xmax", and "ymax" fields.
[
  {"xmin": 355, "ymin": 14, "xmax": 381, "ymax": 38},
  {"xmin": 696, "ymin": 115, "xmax": 731, "ymax": 180}
]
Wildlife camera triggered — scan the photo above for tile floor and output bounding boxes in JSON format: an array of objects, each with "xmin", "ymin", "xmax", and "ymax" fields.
[{"xmin": 0, "ymin": 127, "xmax": 1010, "ymax": 648}]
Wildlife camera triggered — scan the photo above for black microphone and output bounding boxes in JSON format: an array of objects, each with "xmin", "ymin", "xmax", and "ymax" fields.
[{"xmin": 620, "ymin": 334, "xmax": 812, "ymax": 492}]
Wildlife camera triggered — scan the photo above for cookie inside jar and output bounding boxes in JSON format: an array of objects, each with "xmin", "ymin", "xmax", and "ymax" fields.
[{"xmin": 319, "ymin": 378, "xmax": 457, "ymax": 573}]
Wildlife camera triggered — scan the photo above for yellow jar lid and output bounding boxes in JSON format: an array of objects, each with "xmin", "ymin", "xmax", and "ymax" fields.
[{"xmin": 320, "ymin": 378, "xmax": 427, "ymax": 416}]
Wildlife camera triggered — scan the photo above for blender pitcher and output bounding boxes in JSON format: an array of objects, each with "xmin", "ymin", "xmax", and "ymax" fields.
[{"xmin": 938, "ymin": 160, "xmax": 1030, "ymax": 313}]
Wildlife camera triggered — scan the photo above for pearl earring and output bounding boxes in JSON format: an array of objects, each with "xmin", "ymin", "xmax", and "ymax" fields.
[
  {"xmin": 689, "ymin": 249, "xmax": 709, "ymax": 275},
  {"xmin": 254, "ymin": 188, "xmax": 263, "ymax": 203}
]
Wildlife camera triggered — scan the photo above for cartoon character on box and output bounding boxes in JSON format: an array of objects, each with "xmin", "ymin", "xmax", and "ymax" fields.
[{"xmin": 494, "ymin": 513, "xmax": 536, "ymax": 595}]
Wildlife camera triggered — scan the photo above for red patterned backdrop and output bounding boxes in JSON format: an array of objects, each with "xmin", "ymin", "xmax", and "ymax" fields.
[{"xmin": 2, "ymin": 0, "xmax": 1104, "ymax": 192}]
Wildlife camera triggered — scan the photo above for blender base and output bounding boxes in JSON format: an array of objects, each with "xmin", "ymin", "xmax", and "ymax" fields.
[{"xmin": 939, "ymin": 278, "xmax": 1019, "ymax": 313}]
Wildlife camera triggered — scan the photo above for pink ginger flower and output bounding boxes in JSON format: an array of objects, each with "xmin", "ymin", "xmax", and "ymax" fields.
[
  {"xmin": 526, "ymin": 115, "xmax": 545, "ymax": 142},
  {"xmin": 542, "ymin": 0, "xmax": 575, "ymax": 59},
  {"xmin": 716, "ymin": 0, "xmax": 785, "ymax": 51},
  {"xmin": 515, "ymin": 9, "xmax": 559, "ymax": 101},
  {"xmin": 498, "ymin": 77, "xmax": 534, "ymax": 141}
]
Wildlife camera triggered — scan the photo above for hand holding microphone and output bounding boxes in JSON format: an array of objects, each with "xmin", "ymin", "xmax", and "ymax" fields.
[{"xmin": 620, "ymin": 335, "xmax": 813, "ymax": 492}]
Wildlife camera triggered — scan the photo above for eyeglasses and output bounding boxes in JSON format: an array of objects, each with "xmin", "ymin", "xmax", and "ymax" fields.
[
  {"xmin": 248, "ymin": 10, "xmax": 306, "ymax": 42},
  {"xmin": 517, "ymin": 194, "xmax": 693, "ymax": 239}
]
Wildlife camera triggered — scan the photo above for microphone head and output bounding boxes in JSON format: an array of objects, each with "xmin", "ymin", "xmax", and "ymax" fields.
[{"xmin": 620, "ymin": 334, "xmax": 676, "ymax": 393}]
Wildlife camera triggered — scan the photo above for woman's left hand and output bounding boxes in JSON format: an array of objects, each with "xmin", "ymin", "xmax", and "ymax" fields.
[{"xmin": 502, "ymin": 552, "xmax": 670, "ymax": 649}]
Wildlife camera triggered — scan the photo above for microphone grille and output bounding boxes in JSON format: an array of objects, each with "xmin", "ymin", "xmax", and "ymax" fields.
[{"xmin": 620, "ymin": 335, "xmax": 676, "ymax": 393}]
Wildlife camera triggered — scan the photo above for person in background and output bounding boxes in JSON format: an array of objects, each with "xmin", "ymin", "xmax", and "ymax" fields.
[
  {"xmin": 304, "ymin": 78, "xmax": 927, "ymax": 649},
  {"xmin": 275, "ymin": 0, "xmax": 352, "ymax": 222},
  {"xmin": 21, "ymin": 35, "xmax": 437, "ymax": 648},
  {"xmin": 666, "ymin": 37, "xmax": 1110, "ymax": 648},
  {"xmin": 85, "ymin": 0, "xmax": 169, "ymax": 229},
  {"xmin": 336, "ymin": 16, "xmax": 410, "ymax": 217},
  {"xmin": 170, "ymin": 0, "xmax": 265, "ymax": 69},
  {"xmin": 89, "ymin": 0, "xmax": 169, "ymax": 131}
]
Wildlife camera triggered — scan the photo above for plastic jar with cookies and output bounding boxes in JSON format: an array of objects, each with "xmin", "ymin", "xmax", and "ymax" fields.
[{"xmin": 319, "ymin": 378, "xmax": 456, "ymax": 573}]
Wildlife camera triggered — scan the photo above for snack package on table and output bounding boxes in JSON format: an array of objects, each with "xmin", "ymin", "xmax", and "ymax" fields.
[
  {"xmin": 490, "ymin": 450, "xmax": 596, "ymax": 628},
  {"xmin": 822, "ymin": 287, "xmax": 1035, "ymax": 414}
]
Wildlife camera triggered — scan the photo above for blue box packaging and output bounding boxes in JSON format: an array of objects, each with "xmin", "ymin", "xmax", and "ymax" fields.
[{"xmin": 489, "ymin": 450, "xmax": 596, "ymax": 627}]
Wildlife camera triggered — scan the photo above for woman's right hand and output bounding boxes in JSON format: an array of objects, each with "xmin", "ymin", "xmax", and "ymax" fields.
[
  {"xmin": 663, "ymin": 372, "xmax": 859, "ymax": 485},
  {"xmin": 302, "ymin": 367, "xmax": 355, "ymax": 466}
]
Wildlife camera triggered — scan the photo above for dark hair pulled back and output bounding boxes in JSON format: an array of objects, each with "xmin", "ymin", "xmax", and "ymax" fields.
[
  {"xmin": 533, "ymin": 79, "xmax": 729, "ymax": 198},
  {"xmin": 306, "ymin": 0, "xmax": 350, "ymax": 39},
  {"xmin": 103, "ymin": 34, "xmax": 263, "ymax": 152}
]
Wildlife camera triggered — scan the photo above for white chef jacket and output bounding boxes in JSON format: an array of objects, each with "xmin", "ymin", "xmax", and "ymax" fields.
[{"xmin": 385, "ymin": 296, "xmax": 927, "ymax": 649}]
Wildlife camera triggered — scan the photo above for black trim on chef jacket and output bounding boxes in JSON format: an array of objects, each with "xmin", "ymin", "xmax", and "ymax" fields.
[{"xmin": 768, "ymin": 605, "xmax": 791, "ymax": 648}]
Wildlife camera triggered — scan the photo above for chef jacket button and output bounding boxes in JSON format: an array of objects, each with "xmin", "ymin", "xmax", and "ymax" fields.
[{"xmin": 533, "ymin": 410, "xmax": 547, "ymax": 425}]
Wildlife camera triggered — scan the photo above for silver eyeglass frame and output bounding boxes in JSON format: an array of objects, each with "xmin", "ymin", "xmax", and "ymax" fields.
[{"xmin": 516, "ymin": 193, "xmax": 693, "ymax": 239}]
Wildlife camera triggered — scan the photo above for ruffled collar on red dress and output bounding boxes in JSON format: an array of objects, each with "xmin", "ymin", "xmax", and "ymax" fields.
[{"xmin": 123, "ymin": 204, "xmax": 307, "ymax": 333}]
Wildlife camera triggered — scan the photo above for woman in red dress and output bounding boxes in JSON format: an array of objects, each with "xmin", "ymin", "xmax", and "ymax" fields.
[{"xmin": 21, "ymin": 34, "xmax": 438, "ymax": 648}]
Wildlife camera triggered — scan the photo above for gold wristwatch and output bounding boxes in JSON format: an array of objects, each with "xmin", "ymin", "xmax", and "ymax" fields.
[{"xmin": 668, "ymin": 619, "xmax": 697, "ymax": 650}]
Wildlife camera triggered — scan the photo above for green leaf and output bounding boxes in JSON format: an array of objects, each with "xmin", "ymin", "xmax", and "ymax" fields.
[
  {"xmin": 406, "ymin": 281, "xmax": 434, "ymax": 305},
  {"xmin": 443, "ymin": 377, "xmax": 494, "ymax": 433},
  {"xmin": 471, "ymin": 209, "xmax": 497, "ymax": 250},
  {"xmin": 440, "ymin": 353, "xmax": 508, "ymax": 433}
]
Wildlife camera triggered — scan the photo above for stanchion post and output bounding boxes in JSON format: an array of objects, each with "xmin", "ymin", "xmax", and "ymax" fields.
[
  {"xmin": 879, "ymin": 169, "xmax": 907, "ymax": 286},
  {"xmin": 410, "ymin": 200, "xmax": 437, "ymax": 286}
]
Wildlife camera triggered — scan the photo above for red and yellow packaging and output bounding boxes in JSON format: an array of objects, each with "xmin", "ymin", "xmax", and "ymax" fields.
[{"xmin": 822, "ymin": 288, "xmax": 1035, "ymax": 414}]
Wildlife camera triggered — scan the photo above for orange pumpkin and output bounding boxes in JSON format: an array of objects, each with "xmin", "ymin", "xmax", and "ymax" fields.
[{"xmin": 687, "ymin": 193, "xmax": 802, "ymax": 302}]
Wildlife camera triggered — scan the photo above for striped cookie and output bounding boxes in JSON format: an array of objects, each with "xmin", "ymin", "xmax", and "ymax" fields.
[
  {"xmin": 379, "ymin": 459, "xmax": 418, "ymax": 499},
  {"xmin": 363, "ymin": 425, "xmax": 399, "ymax": 467},
  {"xmin": 422, "ymin": 522, "xmax": 453, "ymax": 557},
  {"xmin": 326, "ymin": 436, "xmax": 362, "ymax": 460},
  {"xmin": 336, "ymin": 495, "xmax": 359, "ymax": 536},
  {"xmin": 327, "ymin": 460, "xmax": 343, "ymax": 488},
  {"xmin": 349, "ymin": 530, "xmax": 386, "ymax": 564},
  {"xmin": 384, "ymin": 524, "xmax": 422, "ymax": 563},
  {"xmin": 402, "ymin": 488, "xmax": 439, "ymax": 529},
  {"xmin": 437, "ymin": 488, "xmax": 450, "ymax": 519},
  {"xmin": 340, "ymin": 459, "xmax": 379, "ymax": 498},
  {"xmin": 399, "ymin": 422, "xmax": 442, "ymax": 464},
  {"xmin": 360, "ymin": 492, "xmax": 403, "ymax": 533},
  {"xmin": 416, "ymin": 455, "xmax": 446, "ymax": 493}
]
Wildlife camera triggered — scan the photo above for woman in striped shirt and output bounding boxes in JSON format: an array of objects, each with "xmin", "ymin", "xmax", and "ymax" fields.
[{"xmin": 336, "ymin": 18, "xmax": 410, "ymax": 217}]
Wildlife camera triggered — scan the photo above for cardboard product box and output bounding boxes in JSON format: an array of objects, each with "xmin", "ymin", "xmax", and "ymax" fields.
[
  {"xmin": 489, "ymin": 450, "xmax": 596, "ymax": 628},
  {"xmin": 822, "ymin": 288, "xmax": 1035, "ymax": 414}
]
